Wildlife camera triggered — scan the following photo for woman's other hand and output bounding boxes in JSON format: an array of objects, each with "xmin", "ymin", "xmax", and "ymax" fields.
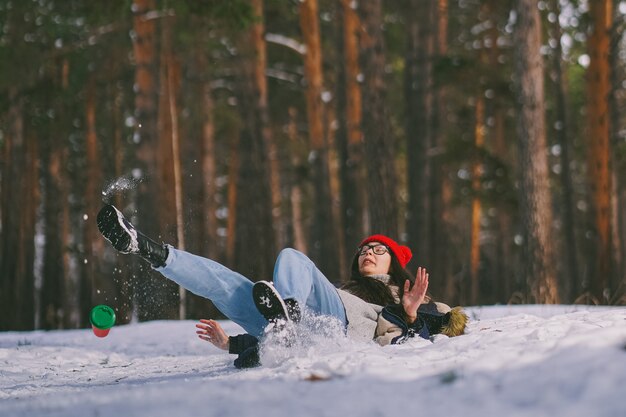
[
  {"xmin": 402, "ymin": 267, "xmax": 429, "ymax": 324},
  {"xmin": 195, "ymin": 319, "xmax": 230, "ymax": 351}
]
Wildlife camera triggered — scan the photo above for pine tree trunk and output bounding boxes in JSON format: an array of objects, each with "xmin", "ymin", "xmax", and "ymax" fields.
[
  {"xmin": 299, "ymin": 0, "xmax": 340, "ymax": 280},
  {"xmin": 201, "ymin": 83, "xmax": 218, "ymax": 260},
  {"xmin": 22, "ymin": 130, "xmax": 38, "ymax": 329},
  {"xmin": 252, "ymin": 0, "xmax": 284, "ymax": 251},
  {"xmin": 483, "ymin": 0, "xmax": 514, "ymax": 303},
  {"xmin": 609, "ymin": 1, "xmax": 625, "ymax": 299},
  {"xmin": 287, "ymin": 107, "xmax": 308, "ymax": 253},
  {"xmin": 131, "ymin": 0, "xmax": 164, "ymax": 320},
  {"xmin": 549, "ymin": 0, "xmax": 579, "ymax": 302},
  {"xmin": 514, "ymin": 0, "xmax": 559, "ymax": 303},
  {"xmin": 110, "ymin": 84, "xmax": 133, "ymax": 323},
  {"xmin": 493, "ymin": 107, "xmax": 513, "ymax": 302},
  {"xmin": 226, "ymin": 125, "xmax": 240, "ymax": 267},
  {"xmin": 337, "ymin": 0, "xmax": 365, "ymax": 264},
  {"xmin": 82, "ymin": 78, "xmax": 102, "ymax": 327},
  {"xmin": 165, "ymin": 16, "xmax": 186, "ymax": 319},
  {"xmin": 431, "ymin": 0, "xmax": 454, "ymax": 301},
  {"xmin": 41, "ymin": 117, "xmax": 66, "ymax": 328},
  {"xmin": 470, "ymin": 95, "xmax": 485, "ymax": 305},
  {"xmin": 233, "ymin": 35, "xmax": 275, "ymax": 280},
  {"xmin": 359, "ymin": 0, "xmax": 398, "ymax": 237},
  {"xmin": 586, "ymin": 0, "xmax": 613, "ymax": 303},
  {"xmin": 0, "ymin": 92, "xmax": 37, "ymax": 330},
  {"xmin": 154, "ymin": 15, "xmax": 181, "ymax": 320},
  {"xmin": 405, "ymin": 0, "xmax": 433, "ymax": 263}
]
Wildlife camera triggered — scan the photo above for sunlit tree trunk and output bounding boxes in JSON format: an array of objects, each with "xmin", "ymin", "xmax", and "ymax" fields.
[
  {"xmin": 609, "ymin": 0, "xmax": 625, "ymax": 298},
  {"xmin": 514, "ymin": 0, "xmax": 559, "ymax": 303},
  {"xmin": 299, "ymin": 0, "xmax": 340, "ymax": 280},
  {"xmin": 165, "ymin": 16, "xmax": 186, "ymax": 319},
  {"xmin": 287, "ymin": 107, "xmax": 308, "ymax": 253},
  {"xmin": 470, "ymin": 95, "xmax": 485, "ymax": 305},
  {"xmin": 131, "ymin": 0, "xmax": 164, "ymax": 320},
  {"xmin": 155, "ymin": 15, "xmax": 182, "ymax": 319},
  {"xmin": 359, "ymin": 0, "xmax": 398, "ymax": 237},
  {"xmin": 586, "ymin": 0, "xmax": 613, "ymax": 303}
]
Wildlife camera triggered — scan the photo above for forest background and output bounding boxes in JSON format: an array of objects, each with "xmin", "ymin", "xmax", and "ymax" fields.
[{"xmin": 1, "ymin": 0, "xmax": 625, "ymax": 331}]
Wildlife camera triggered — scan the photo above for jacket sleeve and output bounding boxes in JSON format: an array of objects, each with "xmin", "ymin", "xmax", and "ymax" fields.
[
  {"xmin": 375, "ymin": 304, "xmax": 427, "ymax": 346},
  {"xmin": 228, "ymin": 334, "xmax": 261, "ymax": 369},
  {"xmin": 375, "ymin": 302, "xmax": 468, "ymax": 345}
]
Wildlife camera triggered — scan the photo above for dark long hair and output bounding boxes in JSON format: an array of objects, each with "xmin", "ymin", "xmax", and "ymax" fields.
[{"xmin": 340, "ymin": 248, "xmax": 415, "ymax": 306}]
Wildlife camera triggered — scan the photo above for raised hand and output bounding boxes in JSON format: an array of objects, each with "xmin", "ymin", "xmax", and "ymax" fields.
[
  {"xmin": 195, "ymin": 319, "xmax": 230, "ymax": 351},
  {"xmin": 401, "ymin": 267, "xmax": 429, "ymax": 323}
]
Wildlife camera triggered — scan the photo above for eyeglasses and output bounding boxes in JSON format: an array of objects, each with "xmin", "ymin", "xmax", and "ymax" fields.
[{"xmin": 357, "ymin": 244, "xmax": 389, "ymax": 256}]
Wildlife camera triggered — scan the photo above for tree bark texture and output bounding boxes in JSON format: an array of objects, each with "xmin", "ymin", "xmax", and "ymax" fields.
[
  {"xmin": 131, "ymin": 0, "xmax": 166, "ymax": 320},
  {"xmin": 252, "ymin": 0, "xmax": 283, "ymax": 251},
  {"xmin": 40, "ymin": 115, "xmax": 67, "ymax": 328},
  {"xmin": 233, "ymin": 35, "xmax": 276, "ymax": 281},
  {"xmin": 514, "ymin": 0, "xmax": 559, "ymax": 303},
  {"xmin": 549, "ymin": 0, "xmax": 579, "ymax": 302},
  {"xmin": 153, "ymin": 15, "xmax": 182, "ymax": 320},
  {"xmin": 337, "ymin": 0, "xmax": 365, "ymax": 265},
  {"xmin": 81, "ymin": 78, "xmax": 103, "ymax": 327},
  {"xmin": 0, "ymin": 93, "xmax": 37, "ymax": 330},
  {"xmin": 165, "ymin": 16, "xmax": 187, "ymax": 318},
  {"xmin": 226, "ymin": 125, "xmax": 240, "ymax": 268},
  {"xmin": 359, "ymin": 0, "xmax": 399, "ymax": 237},
  {"xmin": 586, "ymin": 0, "xmax": 613, "ymax": 302},
  {"xmin": 470, "ymin": 95, "xmax": 485, "ymax": 305},
  {"xmin": 405, "ymin": 0, "xmax": 433, "ymax": 264},
  {"xmin": 201, "ymin": 83, "xmax": 218, "ymax": 261},
  {"xmin": 427, "ymin": 0, "xmax": 450, "ymax": 299},
  {"xmin": 608, "ymin": 0, "xmax": 625, "ymax": 300},
  {"xmin": 299, "ymin": 0, "xmax": 340, "ymax": 280},
  {"xmin": 485, "ymin": 0, "xmax": 514, "ymax": 303},
  {"xmin": 287, "ymin": 107, "xmax": 308, "ymax": 254}
]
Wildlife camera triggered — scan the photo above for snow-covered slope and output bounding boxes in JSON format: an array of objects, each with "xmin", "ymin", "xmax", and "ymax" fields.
[{"xmin": 1, "ymin": 305, "xmax": 625, "ymax": 417}]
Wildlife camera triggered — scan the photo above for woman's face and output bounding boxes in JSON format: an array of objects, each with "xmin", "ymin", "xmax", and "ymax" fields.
[{"xmin": 357, "ymin": 242, "xmax": 392, "ymax": 276}]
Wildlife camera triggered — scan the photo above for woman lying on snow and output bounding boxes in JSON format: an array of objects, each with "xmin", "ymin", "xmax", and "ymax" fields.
[{"xmin": 97, "ymin": 204, "xmax": 468, "ymax": 368}]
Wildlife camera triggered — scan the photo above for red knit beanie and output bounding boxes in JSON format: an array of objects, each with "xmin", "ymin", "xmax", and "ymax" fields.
[{"xmin": 359, "ymin": 234, "xmax": 412, "ymax": 268}]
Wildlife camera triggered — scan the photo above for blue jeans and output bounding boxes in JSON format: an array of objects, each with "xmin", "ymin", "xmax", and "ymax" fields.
[{"xmin": 155, "ymin": 247, "xmax": 347, "ymax": 338}]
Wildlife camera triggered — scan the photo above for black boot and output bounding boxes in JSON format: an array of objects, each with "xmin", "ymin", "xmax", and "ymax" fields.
[
  {"xmin": 96, "ymin": 204, "xmax": 169, "ymax": 268},
  {"xmin": 252, "ymin": 281, "xmax": 301, "ymax": 323}
]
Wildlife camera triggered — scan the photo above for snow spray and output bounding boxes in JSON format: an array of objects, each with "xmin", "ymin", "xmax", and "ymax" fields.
[
  {"xmin": 90, "ymin": 305, "xmax": 116, "ymax": 338},
  {"xmin": 101, "ymin": 175, "xmax": 142, "ymax": 203}
]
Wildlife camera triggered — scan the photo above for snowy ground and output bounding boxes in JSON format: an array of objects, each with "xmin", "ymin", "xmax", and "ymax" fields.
[{"xmin": 1, "ymin": 305, "xmax": 625, "ymax": 417}]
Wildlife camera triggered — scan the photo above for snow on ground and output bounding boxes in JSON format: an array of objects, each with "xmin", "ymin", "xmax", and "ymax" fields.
[{"xmin": 1, "ymin": 305, "xmax": 625, "ymax": 417}]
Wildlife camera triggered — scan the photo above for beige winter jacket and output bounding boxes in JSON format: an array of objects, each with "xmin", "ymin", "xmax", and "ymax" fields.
[{"xmin": 337, "ymin": 275, "xmax": 467, "ymax": 345}]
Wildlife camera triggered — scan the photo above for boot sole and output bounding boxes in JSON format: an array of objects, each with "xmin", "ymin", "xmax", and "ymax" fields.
[
  {"xmin": 96, "ymin": 204, "xmax": 137, "ymax": 254},
  {"xmin": 252, "ymin": 281, "xmax": 289, "ymax": 323}
]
